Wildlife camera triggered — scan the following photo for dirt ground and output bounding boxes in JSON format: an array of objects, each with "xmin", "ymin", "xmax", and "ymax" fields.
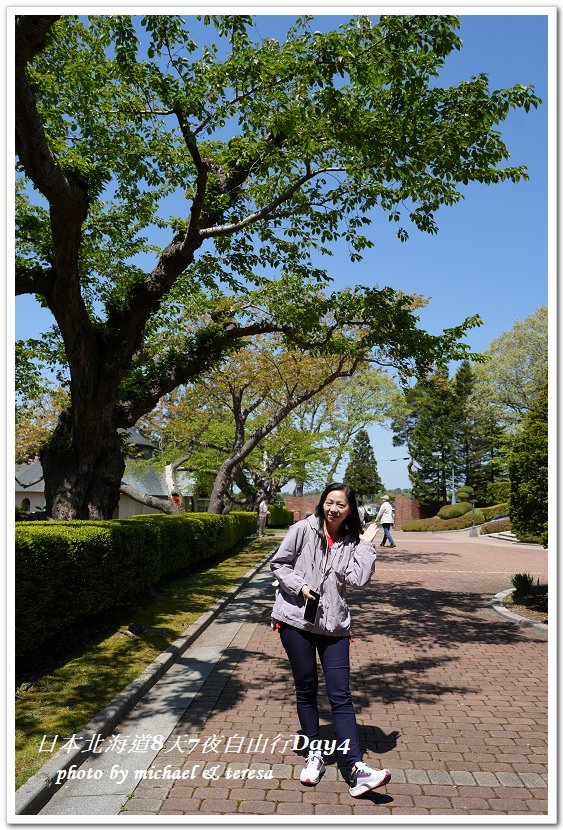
[{"xmin": 505, "ymin": 589, "xmax": 548, "ymax": 625}]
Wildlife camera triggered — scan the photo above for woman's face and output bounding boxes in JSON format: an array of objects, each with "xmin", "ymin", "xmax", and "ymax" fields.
[{"xmin": 323, "ymin": 489, "xmax": 351, "ymax": 530}]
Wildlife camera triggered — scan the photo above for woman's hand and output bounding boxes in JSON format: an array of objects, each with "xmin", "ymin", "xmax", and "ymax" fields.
[
  {"xmin": 301, "ymin": 584, "xmax": 317, "ymax": 600},
  {"xmin": 360, "ymin": 522, "xmax": 378, "ymax": 544}
]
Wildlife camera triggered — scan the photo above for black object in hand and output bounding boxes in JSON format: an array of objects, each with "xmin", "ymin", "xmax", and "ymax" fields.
[{"xmin": 304, "ymin": 590, "xmax": 320, "ymax": 623}]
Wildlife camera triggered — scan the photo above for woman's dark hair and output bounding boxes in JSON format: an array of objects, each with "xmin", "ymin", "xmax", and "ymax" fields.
[{"xmin": 314, "ymin": 482, "xmax": 362, "ymax": 542}]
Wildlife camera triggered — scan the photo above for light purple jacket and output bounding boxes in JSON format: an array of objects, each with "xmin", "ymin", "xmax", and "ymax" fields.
[{"xmin": 271, "ymin": 516, "xmax": 377, "ymax": 637}]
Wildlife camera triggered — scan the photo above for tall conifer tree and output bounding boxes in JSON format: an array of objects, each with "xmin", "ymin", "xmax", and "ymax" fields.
[{"xmin": 343, "ymin": 429, "xmax": 382, "ymax": 499}]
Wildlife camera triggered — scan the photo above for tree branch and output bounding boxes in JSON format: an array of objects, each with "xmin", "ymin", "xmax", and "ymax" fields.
[
  {"xmin": 15, "ymin": 15, "xmax": 60, "ymax": 72},
  {"xmin": 194, "ymin": 440, "xmax": 230, "ymax": 453},
  {"xmin": 173, "ymin": 105, "xmax": 209, "ymax": 248},
  {"xmin": 15, "ymin": 15, "xmax": 97, "ymax": 385},
  {"xmin": 193, "ymin": 73, "xmax": 297, "ymax": 137},
  {"xmin": 207, "ymin": 355, "xmax": 362, "ymax": 512},
  {"xmin": 200, "ymin": 166, "xmax": 345, "ymax": 239},
  {"xmin": 225, "ymin": 357, "xmax": 360, "ymax": 474},
  {"xmin": 115, "ymin": 320, "xmax": 285, "ymax": 426},
  {"xmin": 15, "ymin": 16, "xmax": 87, "ymax": 213},
  {"xmin": 119, "ymin": 482, "xmax": 175, "ymax": 514},
  {"xmin": 15, "ymin": 265, "xmax": 53, "ymax": 297}
]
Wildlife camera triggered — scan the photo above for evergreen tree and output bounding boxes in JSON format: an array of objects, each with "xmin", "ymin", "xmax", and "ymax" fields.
[
  {"xmin": 509, "ymin": 379, "xmax": 548, "ymax": 546},
  {"xmin": 453, "ymin": 361, "xmax": 507, "ymax": 503},
  {"xmin": 343, "ymin": 429, "xmax": 382, "ymax": 500},
  {"xmin": 392, "ymin": 363, "xmax": 508, "ymax": 508},
  {"xmin": 392, "ymin": 370, "xmax": 456, "ymax": 508}
]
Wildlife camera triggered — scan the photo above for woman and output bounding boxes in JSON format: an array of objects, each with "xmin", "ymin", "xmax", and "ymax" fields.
[
  {"xmin": 271, "ymin": 482, "xmax": 391, "ymax": 798},
  {"xmin": 375, "ymin": 495, "xmax": 396, "ymax": 548}
]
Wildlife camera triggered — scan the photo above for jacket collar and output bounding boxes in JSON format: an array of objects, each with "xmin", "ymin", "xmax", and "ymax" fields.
[{"xmin": 306, "ymin": 514, "xmax": 352, "ymax": 546}]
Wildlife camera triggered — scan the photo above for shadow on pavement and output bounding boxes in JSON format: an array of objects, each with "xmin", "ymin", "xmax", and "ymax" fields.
[
  {"xmin": 376, "ymin": 548, "xmax": 463, "ymax": 565},
  {"xmin": 349, "ymin": 581, "xmax": 546, "ymax": 648},
  {"xmin": 98, "ymin": 560, "xmax": 546, "ymax": 766}
]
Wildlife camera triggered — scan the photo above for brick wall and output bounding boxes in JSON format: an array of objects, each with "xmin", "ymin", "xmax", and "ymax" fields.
[
  {"xmin": 283, "ymin": 496, "xmax": 318, "ymax": 522},
  {"xmin": 393, "ymin": 491, "xmax": 422, "ymax": 529}
]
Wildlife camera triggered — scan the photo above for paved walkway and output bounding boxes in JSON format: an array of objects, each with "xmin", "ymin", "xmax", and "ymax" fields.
[{"xmin": 40, "ymin": 530, "xmax": 549, "ymax": 817}]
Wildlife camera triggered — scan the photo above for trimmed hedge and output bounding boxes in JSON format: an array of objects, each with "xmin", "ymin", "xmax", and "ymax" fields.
[
  {"xmin": 437, "ymin": 502, "xmax": 472, "ymax": 520},
  {"xmin": 486, "ymin": 481, "xmax": 510, "ymax": 505},
  {"xmin": 126, "ymin": 512, "xmax": 255, "ymax": 576},
  {"xmin": 480, "ymin": 517, "xmax": 511, "ymax": 535},
  {"xmin": 402, "ymin": 510, "xmax": 485, "ymax": 532},
  {"xmin": 267, "ymin": 504, "xmax": 294, "ymax": 528},
  {"xmin": 480, "ymin": 503, "xmax": 509, "ymax": 522},
  {"xmin": 15, "ymin": 511, "xmax": 256, "ymax": 658}
]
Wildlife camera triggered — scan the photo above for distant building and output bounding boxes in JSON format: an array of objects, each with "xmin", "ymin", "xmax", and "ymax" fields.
[{"xmin": 15, "ymin": 429, "xmax": 195, "ymax": 518}]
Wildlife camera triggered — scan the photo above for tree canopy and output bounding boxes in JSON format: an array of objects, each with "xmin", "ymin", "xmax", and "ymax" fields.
[
  {"xmin": 137, "ymin": 334, "xmax": 369, "ymax": 512},
  {"xmin": 391, "ymin": 361, "xmax": 507, "ymax": 507},
  {"xmin": 508, "ymin": 379, "xmax": 548, "ymax": 546},
  {"xmin": 471, "ymin": 306, "xmax": 548, "ymax": 431},
  {"xmin": 15, "ymin": 14, "xmax": 540, "ymax": 518}
]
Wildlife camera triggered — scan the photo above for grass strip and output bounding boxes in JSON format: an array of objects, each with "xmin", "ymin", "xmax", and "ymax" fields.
[{"xmin": 15, "ymin": 533, "xmax": 280, "ymax": 789}]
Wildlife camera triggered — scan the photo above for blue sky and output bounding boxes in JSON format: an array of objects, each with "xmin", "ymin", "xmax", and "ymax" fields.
[{"xmin": 15, "ymin": 12, "xmax": 550, "ymax": 490}]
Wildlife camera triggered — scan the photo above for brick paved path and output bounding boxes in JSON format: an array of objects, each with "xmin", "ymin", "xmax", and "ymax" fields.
[{"xmin": 123, "ymin": 531, "xmax": 549, "ymax": 817}]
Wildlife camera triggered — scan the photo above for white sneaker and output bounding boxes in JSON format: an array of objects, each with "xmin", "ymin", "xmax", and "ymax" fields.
[
  {"xmin": 300, "ymin": 751, "xmax": 326, "ymax": 785},
  {"xmin": 347, "ymin": 762, "xmax": 391, "ymax": 797}
]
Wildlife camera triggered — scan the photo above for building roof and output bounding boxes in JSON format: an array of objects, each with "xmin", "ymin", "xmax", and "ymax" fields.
[
  {"xmin": 122, "ymin": 462, "xmax": 168, "ymax": 496},
  {"xmin": 117, "ymin": 428, "xmax": 156, "ymax": 447},
  {"xmin": 15, "ymin": 462, "xmax": 45, "ymax": 493},
  {"xmin": 15, "ymin": 460, "xmax": 195, "ymax": 498}
]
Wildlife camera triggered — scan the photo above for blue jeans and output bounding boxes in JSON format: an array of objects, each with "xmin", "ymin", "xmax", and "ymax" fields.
[
  {"xmin": 380, "ymin": 524, "xmax": 395, "ymax": 546},
  {"xmin": 279, "ymin": 623, "xmax": 362, "ymax": 769}
]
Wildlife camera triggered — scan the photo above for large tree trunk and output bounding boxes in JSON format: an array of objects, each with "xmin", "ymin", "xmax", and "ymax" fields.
[
  {"xmin": 40, "ymin": 407, "xmax": 125, "ymax": 519},
  {"xmin": 207, "ymin": 461, "xmax": 234, "ymax": 514}
]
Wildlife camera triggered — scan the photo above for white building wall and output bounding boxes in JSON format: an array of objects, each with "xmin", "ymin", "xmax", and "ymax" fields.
[
  {"xmin": 116, "ymin": 495, "xmax": 165, "ymax": 518},
  {"xmin": 15, "ymin": 490, "xmax": 45, "ymax": 513},
  {"xmin": 15, "ymin": 489, "xmax": 165, "ymax": 518}
]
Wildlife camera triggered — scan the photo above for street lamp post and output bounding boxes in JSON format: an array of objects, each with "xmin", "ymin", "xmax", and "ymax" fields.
[{"xmin": 469, "ymin": 498, "xmax": 479, "ymax": 537}]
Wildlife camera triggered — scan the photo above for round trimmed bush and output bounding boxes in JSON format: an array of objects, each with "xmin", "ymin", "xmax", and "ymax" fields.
[{"xmin": 437, "ymin": 502, "xmax": 472, "ymax": 520}]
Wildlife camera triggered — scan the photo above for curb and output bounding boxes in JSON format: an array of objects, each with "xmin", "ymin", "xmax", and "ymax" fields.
[
  {"xmin": 490, "ymin": 588, "xmax": 548, "ymax": 633},
  {"xmin": 14, "ymin": 546, "xmax": 276, "ymax": 816}
]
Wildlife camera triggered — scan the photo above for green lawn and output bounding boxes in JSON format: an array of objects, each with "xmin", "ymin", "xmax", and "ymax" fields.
[{"xmin": 15, "ymin": 533, "xmax": 280, "ymax": 789}]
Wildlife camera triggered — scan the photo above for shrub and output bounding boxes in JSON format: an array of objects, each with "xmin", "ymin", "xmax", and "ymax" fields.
[
  {"xmin": 456, "ymin": 486, "xmax": 474, "ymax": 502},
  {"xmin": 15, "ymin": 504, "xmax": 27, "ymax": 521},
  {"xmin": 485, "ymin": 481, "xmax": 511, "ymax": 505},
  {"xmin": 15, "ymin": 512, "xmax": 256, "ymax": 658},
  {"xmin": 437, "ymin": 502, "xmax": 472, "ymax": 520},
  {"xmin": 15, "ymin": 519, "xmax": 161, "ymax": 658},
  {"xmin": 126, "ymin": 512, "xmax": 249, "ymax": 576},
  {"xmin": 510, "ymin": 572, "xmax": 534, "ymax": 595},
  {"xmin": 509, "ymin": 381, "xmax": 548, "ymax": 548},
  {"xmin": 516, "ymin": 532, "xmax": 543, "ymax": 545},
  {"xmin": 480, "ymin": 503, "xmax": 509, "ymax": 522},
  {"xmin": 402, "ymin": 510, "xmax": 485, "ymax": 532},
  {"xmin": 267, "ymin": 504, "xmax": 294, "ymax": 528},
  {"xmin": 480, "ymin": 517, "xmax": 511, "ymax": 535}
]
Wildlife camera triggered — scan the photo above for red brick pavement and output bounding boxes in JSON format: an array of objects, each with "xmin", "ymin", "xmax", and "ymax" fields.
[{"xmin": 123, "ymin": 531, "xmax": 550, "ymax": 817}]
